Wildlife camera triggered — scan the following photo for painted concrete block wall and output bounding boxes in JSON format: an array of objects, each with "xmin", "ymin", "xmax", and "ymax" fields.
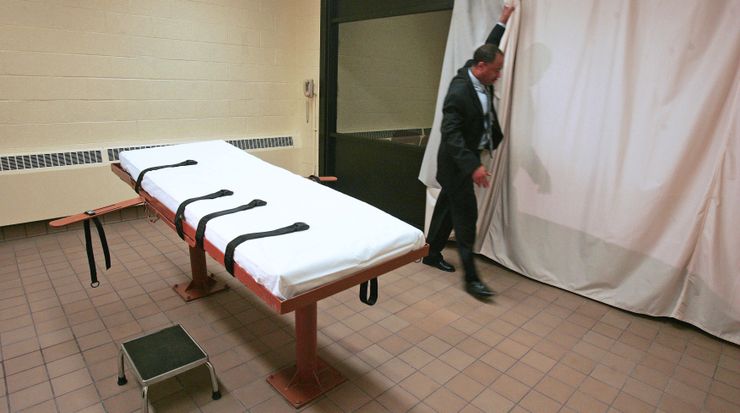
[
  {"xmin": 337, "ymin": 10, "xmax": 451, "ymax": 133},
  {"xmin": 0, "ymin": 0, "xmax": 320, "ymax": 226}
]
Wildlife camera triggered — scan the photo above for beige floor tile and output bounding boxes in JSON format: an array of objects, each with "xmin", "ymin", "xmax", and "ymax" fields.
[
  {"xmin": 610, "ymin": 341, "xmax": 646, "ymax": 363},
  {"xmin": 6, "ymin": 366, "xmax": 48, "ymax": 393},
  {"xmin": 631, "ymin": 363, "xmax": 670, "ymax": 390},
  {"xmin": 560, "ymin": 351, "xmax": 597, "ymax": 375},
  {"xmin": 572, "ymin": 340, "xmax": 607, "ymax": 362},
  {"xmin": 355, "ymin": 400, "xmax": 392, "ymax": 413},
  {"xmin": 508, "ymin": 361, "xmax": 545, "ymax": 387},
  {"xmin": 462, "ymin": 361, "xmax": 501, "ymax": 386},
  {"xmin": 680, "ymin": 353, "xmax": 717, "ymax": 377},
  {"xmin": 565, "ymin": 390, "xmax": 609, "ymax": 413},
  {"xmin": 622, "ymin": 377, "xmax": 662, "ymax": 406},
  {"xmin": 612, "ymin": 391, "xmax": 656, "ymax": 413},
  {"xmin": 231, "ymin": 379, "xmax": 274, "ymax": 409},
  {"xmin": 352, "ymin": 369, "xmax": 395, "ymax": 398},
  {"xmin": 41, "ymin": 340, "xmax": 80, "ymax": 364},
  {"xmin": 301, "ymin": 397, "xmax": 343, "ymax": 413},
  {"xmin": 508, "ymin": 328, "xmax": 541, "ymax": 348},
  {"xmin": 357, "ymin": 344, "xmax": 394, "ymax": 368},
  {"xmin": 470, "ymin": 388, "xmax": 515, "ymax": 413},
  {"xmin": 1, "ymin": 325, "xmax": 36, "ymax": 346},
  {"xmin": 38, "ymin": 327, "xmax": 74, "ymax": 349},
  {"xmin": 420, "ymin": 359, "xmax": 459, "ymax": 385},
  {"xmin": 532, "ymin": 339, "xmax": 568, "ymax": 362},
  {"xmin": 425, "ymin": 387, "xmax": 467, "ymax": 412},
  {"xmin": 578, "ymin": 376, "xmax": 619, "ymax": 405},
  {"xmin": 445, "ymin": 372, "xmax": 485, "ymax": 402},
  {"xmin": 399, "ymin": 346, "xmax": 435, "ymax": 369},
  {"xmin": 521, "ymin": 349, "xmax": 557, "ymax": 373},
  {"xmin": 417, "ymin": 335, "xmax": 453, "ymax": 357},
  {"xmin": 4, "ymin": 351, "xmax": 44, "ymax": 376},
  {"xmin": 590, "ymin": 364, "xmax": 628, "ymax": 389},
  {"xmin": 495, "ymin": 338, "xmax": 529, "ymax": 360},
  {"xmin": 714, "ymin": 366, "xmax": 740, "ymax": 389},
  {"xmin": 149, "ymin": 390, "xmax": 199, "ymax": 413},
  {"xmin": 709, "ymin": 380, "xmax": 740, "ymax": 405},
  {"xmin": 51, "ymin": 368, "xmax": 93, "ymax": 396},
  {"xmin": 658, "ymin": 393, "xmax": 703, "ymax": 413},
  {"xmin": 377, "ymin": 334, "xmax": 414, "ymax": 356},
  {"xmin": 704, "ymin": 394, "xmax": 740, "ymax": 413},
  {"xmin": 535, "ymin": 375, "xmax": 575, "ymax": 404},
  {"xmin": 327, "ymin": 381, "xmax": 372, "ymax": 412},
  {"xmin": 439, "ymin": 347, "xmax": 477, "ymax": 371},
  {"xmin": 2, "ymin": 337, "xmax": 40, "ymax": 359},
  {"xmin": 376, "ymin": 386, "xmax": 420, "ymax": 412},
  {"xmin": 435, "ymin": 325, "xmax": 468, "ymax": 346},
  {"xmin": 400, "ymin": 371, "xmax": 441, "ymax": 400},
  {"xmin": 0, "ymin": 222, "xmax": 738, "ymax": 413},
  {"xmin": 519, "ymin": 390, "xmax": 561, "ymax": 413},
  {"xmin": 480, "ymin": 348, "xmax": 516, "ymax": 372},
  {"xmin": 491, "ymin": 375, "xmax": 530, "ymax": 403},
  {"xmin": 17, "ymin": 399, "xmax": 56, "ymax": 413},
  {"xmin": 102, "ymin": 387, "xmax": 143, "ymax": 413},
  {"xmin": 9, "ymin": 381, "xmax": 53, "ymax": 411},
  {"xmin": 35, "ymin": 315, "xmax": 70, "ymax": 335}
]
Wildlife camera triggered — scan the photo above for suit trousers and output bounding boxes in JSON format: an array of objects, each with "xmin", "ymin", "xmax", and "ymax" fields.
[{"xmin": 426, "ymin": 179, "xmax": 479, "ymax": 282}]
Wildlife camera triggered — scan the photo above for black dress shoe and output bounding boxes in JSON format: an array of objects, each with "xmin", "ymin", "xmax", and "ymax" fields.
[
  {"xmin": 465, "ymin": 280, "xmax": 496, "ymax": 298},
  {"xmin": 422, "ymin": 257, "xmax": 456, "ymax": 272}
]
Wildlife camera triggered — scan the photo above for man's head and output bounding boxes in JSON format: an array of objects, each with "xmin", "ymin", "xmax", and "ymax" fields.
[{"xmin": 471, "ymin": 44, "xmax": 504, "ymax": 85}]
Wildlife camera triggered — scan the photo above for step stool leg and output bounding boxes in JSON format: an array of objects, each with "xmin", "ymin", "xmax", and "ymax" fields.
[
  {"xmin": 205, "ymin": 361, "xmax": 221, "ymax": 400},
  {"xmin": 117, "ymin": 347, "xmax": 127, "ymax": 385},
  {"xmin": 142, "ymin": 386, "xmax": 149, "ymax": 413}
]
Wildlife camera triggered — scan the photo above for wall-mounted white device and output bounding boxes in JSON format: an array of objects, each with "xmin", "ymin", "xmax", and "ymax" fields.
[{"xmin": 303, "ymin": 79, "xmax": 315, "ymax": 98}]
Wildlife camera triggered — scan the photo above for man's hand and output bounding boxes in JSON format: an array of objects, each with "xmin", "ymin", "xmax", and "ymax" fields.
[
  {"xmin": 472, "ymin": 165, "xmax": 491, "ymax": 188},
  {"xmin": 500, "ymin": 4, "xmax": 515, "ymax": 24}
]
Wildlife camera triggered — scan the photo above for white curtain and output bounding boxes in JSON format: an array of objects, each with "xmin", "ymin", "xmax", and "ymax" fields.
[{"xmin": 420, "ymin": 0, "xmax": 740, "ymax": 344}]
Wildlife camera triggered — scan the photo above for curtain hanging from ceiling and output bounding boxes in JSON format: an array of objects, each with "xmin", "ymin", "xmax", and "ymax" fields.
[{"xmin": 420, "ymin": 0, "xmax": 739, "ymax": 344}]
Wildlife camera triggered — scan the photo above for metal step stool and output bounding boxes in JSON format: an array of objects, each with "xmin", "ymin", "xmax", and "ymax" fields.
[{"xmin": 117, "ymin": 324, "xmax": 221, "ymax": 412}]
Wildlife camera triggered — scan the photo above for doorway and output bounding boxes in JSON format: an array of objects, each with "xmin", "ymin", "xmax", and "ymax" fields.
[{"xmin": 320, "ymin": 0, "xmax": 453, "ymax": 229}]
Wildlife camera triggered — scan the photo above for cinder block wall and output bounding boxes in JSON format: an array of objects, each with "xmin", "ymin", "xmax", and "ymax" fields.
[{"xmin": 0, "ymin": 0, "xmax": 320, "ymax": 226}]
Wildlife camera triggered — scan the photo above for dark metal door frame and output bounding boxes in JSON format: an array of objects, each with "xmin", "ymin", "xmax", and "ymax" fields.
[
  {"xmin": 319, "ymin": 0, "xmax": 453, "ymax": 175},
  {"xmin": 319, "ymin": 0, "xmax": 453, "ymax": 228}
]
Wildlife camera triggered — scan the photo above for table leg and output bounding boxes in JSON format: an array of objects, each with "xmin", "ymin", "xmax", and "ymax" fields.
[
  {"xmin": 172, "ymin": 246, "xmax": 227, "ymax": 302},
  {"xmin": 267, "ymin": 302, "xmax": 346, "ymax": 408}
]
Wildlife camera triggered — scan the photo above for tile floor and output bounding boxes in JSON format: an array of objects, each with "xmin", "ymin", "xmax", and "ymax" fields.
[{"xmin": 0, "ymin": 217, "xmax": 738, "ymax": 413}]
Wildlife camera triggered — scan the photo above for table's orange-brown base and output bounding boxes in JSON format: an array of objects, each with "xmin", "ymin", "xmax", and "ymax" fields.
[
  {"xmin": 172, "ymin": 276, "xmax": 227, "ymax": 302},
  {"xmin": 267, "ymin": 357, "xmax": 346, "ymax": 408},
  {"xmin": 171, "ymin": 245, "xmax": 228, "ymax": 302}
]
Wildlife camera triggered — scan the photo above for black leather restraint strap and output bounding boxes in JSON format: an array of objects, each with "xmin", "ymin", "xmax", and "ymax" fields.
[
  {"xmin": 224, "ymin": 222, "xmax": 310, "ymax": 275},
  {"xmin": 359, "ymin": 278, "xmax": 378, "ymax": 305},
  {"xmin": 83, "ymin": 213, "xmax": 111, "ymax": 288},
  {"xmin": 134, "ymin": 159, "xmax": 198, "ymax": 193},
  {"xmin": 194, "ymin": 199, "xmax": 267, "ymax": 249},
  {"xmin": 174, "ymin": 189, "xmax": 234, "ymax": 239}
]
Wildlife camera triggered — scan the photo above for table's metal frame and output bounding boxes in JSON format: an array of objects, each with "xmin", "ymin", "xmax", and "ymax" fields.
[{"xmin": 111, "ymin": 163, "xmax": 429, "ymax": 407}]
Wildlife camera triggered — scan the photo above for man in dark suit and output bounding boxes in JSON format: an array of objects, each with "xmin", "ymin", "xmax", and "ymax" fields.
[{"xmin": 423, "ymin": 5, "xmax": 514, "ymax": 299}]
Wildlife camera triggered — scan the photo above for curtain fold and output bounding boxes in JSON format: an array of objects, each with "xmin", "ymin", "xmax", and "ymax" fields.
[{"xmin": 422, "ymin": 0, "xmax": 739, "ymax": 344}]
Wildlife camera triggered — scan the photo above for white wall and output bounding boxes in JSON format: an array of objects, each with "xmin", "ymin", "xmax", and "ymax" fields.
[
  {"xmin": 337, "ymin": 10, "xmax": 451, "ymax": 133},
  {"xmin": 0, "ymin": 0, "xmax": 320, "ymax": 226}
]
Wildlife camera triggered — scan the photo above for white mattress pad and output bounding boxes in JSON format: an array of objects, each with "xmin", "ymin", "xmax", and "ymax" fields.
[{"xmin": 119, "ymin": 141, "xmax": 425, "ymax": 299}]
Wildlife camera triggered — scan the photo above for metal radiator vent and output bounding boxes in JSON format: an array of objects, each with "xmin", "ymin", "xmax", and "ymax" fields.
[
  {"xmin": 1, "ymin": 137, "xmax": 294, "ymax": 171},
  {"xmin": 226, "ymin": 136, "xmax": 294, "ymax": 151},
  {"xmin": 0, "ymin": 151, "xmax": 103, "ymax": 171},
  {"xmin": 107, "ymin": 145, "xmax": 169, "ymax": 162}
]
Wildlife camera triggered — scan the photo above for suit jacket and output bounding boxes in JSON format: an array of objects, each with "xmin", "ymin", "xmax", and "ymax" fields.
[{"xmin": 436, "ymin": 24, "xmax": 505, "ymax": 189}]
